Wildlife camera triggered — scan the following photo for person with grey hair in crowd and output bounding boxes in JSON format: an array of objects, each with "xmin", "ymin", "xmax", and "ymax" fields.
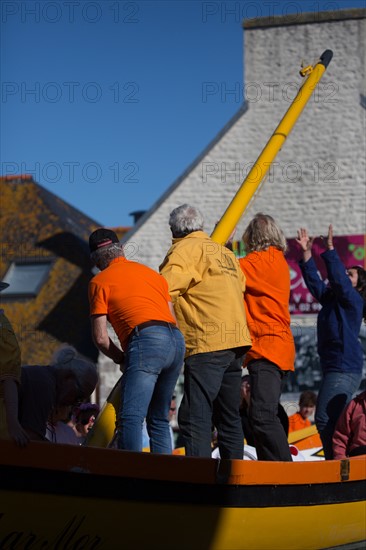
[
  {"xmin": 160, "ymin": 204, "xmax": 252, "ymax": 458},
  {"xmin": 88, "ymin": 228, "xmax": 185, "ymax": 454},
  {"xmin": 18, "ymin": 345, "xmax": 98, "ymax": 441}
]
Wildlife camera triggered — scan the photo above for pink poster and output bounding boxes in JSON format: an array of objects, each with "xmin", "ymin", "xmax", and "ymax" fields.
[
  {"xmin": 287, "ymin": 234, "xmax": 365, "ymax": 315},
  {"xmin": 232, "ymin": 234, "xmax": 365, "ymax": 315}
]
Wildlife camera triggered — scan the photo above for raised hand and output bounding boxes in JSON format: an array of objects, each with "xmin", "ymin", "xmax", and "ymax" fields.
[
  {"xmin": 319, "ymin": 224, "xmax": 334, "ymax": 250},
  {"xmin": 296, "ymin": 228, "xmax": 314, "ymax": 252},
  {"xmin": 296, "ymin": 228, "xmax": 314, "ymax": 262},
  {"xmin": 326, "ymin": 224, "xmax": 334, "ymax": 250}
]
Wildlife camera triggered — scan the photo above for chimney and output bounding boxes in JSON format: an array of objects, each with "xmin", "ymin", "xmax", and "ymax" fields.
[{"xmin": 129, "ymin": 210, "xmax": 146, "ymax": 224}]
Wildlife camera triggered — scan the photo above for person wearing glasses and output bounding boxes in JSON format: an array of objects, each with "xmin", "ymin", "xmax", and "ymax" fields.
[
  {"xmin": 18, "ymin": 345, "xmax": 98, "ymax": 441},
  {"xmin": 297, "ymin": 224, "xmax": 366, "ymax": 459}
]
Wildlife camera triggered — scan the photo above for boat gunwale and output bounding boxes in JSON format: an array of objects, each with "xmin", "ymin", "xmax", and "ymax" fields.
[{"xmin": 0, "ymin": 440, "xmax": 365, "ymax": 486}]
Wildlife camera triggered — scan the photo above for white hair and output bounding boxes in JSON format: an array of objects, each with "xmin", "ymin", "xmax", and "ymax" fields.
[
  {"xmin": 90, "ymin": 243, "xmax": 124, "ymax": 270},
  {"xmin": 169, "ymin": 204, "xmax": 204, "ymax": 238}
]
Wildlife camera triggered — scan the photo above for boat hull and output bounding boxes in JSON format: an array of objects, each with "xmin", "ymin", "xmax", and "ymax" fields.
[{"xmin": 0, "ymin": 441, "xmax": 365, "ymax": 549}]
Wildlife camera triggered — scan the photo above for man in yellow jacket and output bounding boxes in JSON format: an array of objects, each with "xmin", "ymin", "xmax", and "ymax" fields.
[{"xmin": 160, "ymin": 204, "xmax": 252, "ymax": 458}]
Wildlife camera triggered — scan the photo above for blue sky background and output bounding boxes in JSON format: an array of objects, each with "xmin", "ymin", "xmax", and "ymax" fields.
[{"xmin": 2, "ymin": 0, "xmax": 365, "ymax": 227}]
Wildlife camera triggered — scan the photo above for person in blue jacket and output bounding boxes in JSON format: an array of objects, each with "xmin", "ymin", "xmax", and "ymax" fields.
[{"xmin": 297, "ymin": 225, "xmax": 366, "ymax": 459}]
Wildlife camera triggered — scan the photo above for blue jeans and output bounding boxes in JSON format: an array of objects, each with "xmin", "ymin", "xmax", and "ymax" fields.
[
  {"xmin": 117, "ymin": 325, "xmax": 185, "ymax": 453},
  {"xmin": 315, "ymin": 370, "xmax": 362, "ymax": 459},
  {"xmin": 178, "ymin": 347, "xmax": 246, "ymax": 459}
]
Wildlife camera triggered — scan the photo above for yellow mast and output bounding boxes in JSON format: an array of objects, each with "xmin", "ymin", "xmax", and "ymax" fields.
[{"xmin": 211, "ymin": 50, "xmax": 333, "ymax": 244}]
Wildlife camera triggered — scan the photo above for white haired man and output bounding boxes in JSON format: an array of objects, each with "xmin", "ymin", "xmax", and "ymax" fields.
[{"xmin": 160, "ymin": 205, "xmax": 251, "ymax": 458}]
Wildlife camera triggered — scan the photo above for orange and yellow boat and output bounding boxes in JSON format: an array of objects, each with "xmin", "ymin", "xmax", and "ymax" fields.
[
  {"xmin": 3, "ymin": 48, "xmax": 363, "ymax": 550},
  {"xmin": 0, "ymin": 439, "xmax": 365, "ymax": 549}
]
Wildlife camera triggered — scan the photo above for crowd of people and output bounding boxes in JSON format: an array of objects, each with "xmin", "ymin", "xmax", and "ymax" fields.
[
  {"xmin": 0, "ymin": 323, "xmax": 98, "ymax": 446},
  {"xmin": 1, "ymin": 206, "xmax": 365, "ymax": 462}
]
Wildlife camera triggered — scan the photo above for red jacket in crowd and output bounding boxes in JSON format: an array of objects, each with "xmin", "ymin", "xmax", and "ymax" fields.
[{"xmin": 332, "ymin": 391, "xmax": 366, "ymax": 459}]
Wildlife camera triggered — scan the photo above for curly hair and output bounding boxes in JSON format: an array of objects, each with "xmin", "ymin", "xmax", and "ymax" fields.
[{"xmin": 242, "ymin": 213, "xmax": 287, "ymax": 253}]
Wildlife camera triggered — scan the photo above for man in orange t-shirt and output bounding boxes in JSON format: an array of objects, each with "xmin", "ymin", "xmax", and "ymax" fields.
[
  {"xmin": 239, "ymin": 213, "xmax": 295, "ymax": 462},
  {"xmin": 88, "ymin": 228, "xmax": 185, "ymax": 453}
]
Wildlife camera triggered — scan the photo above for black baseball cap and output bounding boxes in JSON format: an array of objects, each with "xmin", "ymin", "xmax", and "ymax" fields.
[{"xmin": 89, "ymin": 228, "xmax": 119, "ymax": 253}]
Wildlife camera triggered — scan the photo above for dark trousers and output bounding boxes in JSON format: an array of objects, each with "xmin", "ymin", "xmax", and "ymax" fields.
[
  {"xmin": 248, "ymin": 359, "xmax": 292, "ymax": 462},
  {"xmin": 178, "ymin": 347, "xmax": 246, "ymax": 458}
]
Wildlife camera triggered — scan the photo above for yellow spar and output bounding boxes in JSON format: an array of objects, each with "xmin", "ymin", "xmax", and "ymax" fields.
[{"xmin": 211, "ymin": 49, "xmax": 333, "ymax": 244}]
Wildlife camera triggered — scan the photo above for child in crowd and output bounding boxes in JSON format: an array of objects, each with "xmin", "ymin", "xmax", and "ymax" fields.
[{"xmin": 288, "ymin": 390, "xmax": 317, "ymax": 432}]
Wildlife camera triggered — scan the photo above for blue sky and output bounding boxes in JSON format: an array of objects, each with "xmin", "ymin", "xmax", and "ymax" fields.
[{"xmin": 2, "ymin": 0, "xmax": 365, "ymax": 227}]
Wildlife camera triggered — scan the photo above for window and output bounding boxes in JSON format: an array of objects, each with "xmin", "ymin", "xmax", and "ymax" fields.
[{"xmin": 1, "ymin": 262, "xmax": 52, "ymax": 297}]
